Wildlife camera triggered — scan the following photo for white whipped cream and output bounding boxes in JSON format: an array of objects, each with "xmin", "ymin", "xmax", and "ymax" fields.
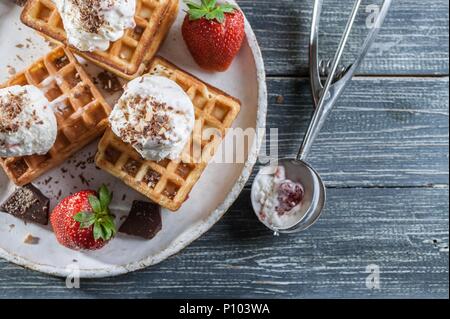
[
  {"xmin": 0, "ymin": 85, "xmax": 57, "ymax": 157},
  {"xmin": 252, "ymin": 166, "xmax": 305, "ymax": 230},
  {"xmin": 53, "ymin": 0, "xmax": 136, "ymax": 52},
  {"xmin": 109, "ymin": 75, "xmax": 195, "ymax": 161}
]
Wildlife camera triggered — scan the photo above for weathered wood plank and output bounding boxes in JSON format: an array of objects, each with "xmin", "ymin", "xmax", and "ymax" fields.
[
  {"xmin": 249, "ymin": 76, "xmax": 449, "ymax": 187},
  {"xmin": 0, "ymin": 188, "xmax": 447, "ymax": 298},
  {"xmin": 240, "ymin": 0, "xmax": 449, "ymax": 76},
  {"xmin": 0, "ymin": 0, "xmax": 448, "ymax": 300}
]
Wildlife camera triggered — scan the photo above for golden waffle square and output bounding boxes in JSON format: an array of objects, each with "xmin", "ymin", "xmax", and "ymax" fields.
[
  {"xmin": 1, "ymin": 46, "xmax": 111, "ymax": 186},
  {"xmin": 21, "ymin": 0, "xmax": 179, "ymax": 80},
  {"xmin": 95, "ymin": 57, "xmax": 241, "ymax": 211}
]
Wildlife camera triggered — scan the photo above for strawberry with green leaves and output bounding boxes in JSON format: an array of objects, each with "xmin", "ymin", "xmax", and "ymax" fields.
[
  {"xmin": 50, "ymin": 185, "xmax": 116, "ymax": 251},
  {"xmin": 182, "ymin": 0, "xmax": 245, "ymax": 71}
]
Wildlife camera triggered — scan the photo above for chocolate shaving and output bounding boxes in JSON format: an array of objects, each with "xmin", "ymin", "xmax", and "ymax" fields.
[
  {"xmin": 6, "ymin": 65, "xmax": 16, "ymax": 75},
  {"xmin": 23, "ymin": 234, "xmax": 40, "ymax": 245},
  {"xmin": 0, "ymin": 90, "xmax": 26, "ymax": 133},
  {"xmin": 115, "ymin": 95, "xmax": 173, "ymax": 149},
  {"xmin": 78, "ymin": 173, "xmax": 90, "ymax": 186},
  {"xmin": 71, "ymin": 0, "xmax": 111, "ymax": 34},
  {"xmin": 96, "ymin": 71, "xmax": 122, "ymax": 93}
]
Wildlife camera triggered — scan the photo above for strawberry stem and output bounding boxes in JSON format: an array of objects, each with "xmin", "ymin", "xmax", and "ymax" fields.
[
  {"xmin": 73, "ymin": 185, "xmax": 116, "ymax": 241},
  {"xmin": 184, "ymin": 0, "xmax": 236, "ymax": 23}
]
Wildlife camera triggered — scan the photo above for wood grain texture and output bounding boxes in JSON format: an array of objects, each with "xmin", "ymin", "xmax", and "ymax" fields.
[
  {"xmin": 250, "ymin": 76, "xmax": 449, "ymax": 187},
  {"xmin": 240, "ymin": 0, "xmax": 449, "ymax": 76},
  {"xmin": 0, "ymin": 0, "xmax": 448, "ymax": 299},
  {"xmin": 0, "ymin": 188, "xmax": 447, "ymax": 299}
]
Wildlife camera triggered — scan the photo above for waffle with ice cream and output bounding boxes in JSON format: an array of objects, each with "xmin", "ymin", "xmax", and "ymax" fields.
[
  {"xmin": 21, "ymin": 0, "xmax": 179, "ymax": 79},
  {"xmin": 0, "ymin": 46, "xmax": 111, "ymax": 186},
  {"xmin": 95, "ymin": 57, "xmax": 241, "ymax": 211}
]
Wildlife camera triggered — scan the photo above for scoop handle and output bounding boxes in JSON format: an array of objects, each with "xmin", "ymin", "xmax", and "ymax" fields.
[
  {"xmin": 298, "ymin": 0, "xmax": 392, "ymax": 161},
  {"xmin": 298, "ymin": 0, "xmax": 361, "ymax": 161}
]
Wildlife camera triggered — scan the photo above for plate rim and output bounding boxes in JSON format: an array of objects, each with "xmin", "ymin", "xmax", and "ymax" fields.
[{"xmin": 0, "ymin": 13, "xmax": 267, "ymax": 278}]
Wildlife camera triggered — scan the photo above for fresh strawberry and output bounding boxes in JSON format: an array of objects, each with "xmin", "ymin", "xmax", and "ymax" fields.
[
  {"xmin": 182, "ymin": 0, "xmax": 245, "ymax": 71},
  {"xmin": 50, "ymin": 185, "xmax": 116, "ymax": 251}
]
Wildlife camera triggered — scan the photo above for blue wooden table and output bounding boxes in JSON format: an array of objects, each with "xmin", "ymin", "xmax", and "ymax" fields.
[{"xmin": 0, "ymin": 0, "xmax": 448, "ymax": 298}]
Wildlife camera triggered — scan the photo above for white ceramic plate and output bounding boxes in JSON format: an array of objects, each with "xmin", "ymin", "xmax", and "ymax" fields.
[{"xmin": 0, "ymin": 0, "xmax": 266, "ymax": 278}]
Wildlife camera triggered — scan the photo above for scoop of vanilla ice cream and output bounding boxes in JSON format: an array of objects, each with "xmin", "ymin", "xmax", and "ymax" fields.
[
  {"xmin": 109, "ymin": 75, "xmax": 195, "ymax": 161},
  {"xmin": 252, "ymin": 166, "xmax": 285, "ymax": 218},
  {"xmin": 0, "ymin": 85, "xmax": 57, "ymax": 157},
  {"xmin": 53, "ymin": 0, "xmax": 136, "ymax": 52},
  {"xmin": 252, "ymin": 166, "xmax": 305, "ymax": 230}
]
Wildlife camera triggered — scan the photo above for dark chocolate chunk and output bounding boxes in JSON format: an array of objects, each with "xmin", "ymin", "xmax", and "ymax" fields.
[
  {"xmin": 119, "ymin": 201, "xmax": 162, "ymax": 239},
  {"xmin": 96, "ymin": 71, "xmax": 123, "ymax": 93},
  {"xmin": 54, "ymin": 55, "xmax": 69, "ymax": 69},
  {"xmin": 23, "ymin": 234, "xmax": 40, "ymax": 245},
  {"xmin": 0, "ymin": 184, "xmax": 50, "ymax": 225}
]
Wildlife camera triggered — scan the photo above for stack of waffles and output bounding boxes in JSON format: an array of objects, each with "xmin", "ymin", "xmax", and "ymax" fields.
[
  {"xmin": 95, "ymin": 57, "xmax": 241, "ymax": 211},
  {"xmin": 0, "ymin": 47, "xmax": 111, "ymax": 186},
  {"xmin": 21, "ymin": 0, "xmax": 179, "ymax": 79},
  {"xmin": 2, "ymin": 1, "xmax": 242, "ymax": 212}
]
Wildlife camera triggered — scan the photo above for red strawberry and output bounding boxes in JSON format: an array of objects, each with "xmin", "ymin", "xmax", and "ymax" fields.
[
  {"xmin": 50, "ymin": 185, "xmax": 116, "ymax": 251},
  {"xmin": 182, "ymin": 0, "xmax": 245, "ymax": 71}
]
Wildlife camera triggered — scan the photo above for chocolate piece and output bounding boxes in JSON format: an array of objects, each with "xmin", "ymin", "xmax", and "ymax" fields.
[
  {"xmin": 23, "ymin": 234, "xmax": 40, "ymax": 245},
  {"xmin": 0, "ymin": 184, "xmax": 50, "ymax": 225},
  {"xmin": 54, "ymin": 55, "xmax": 69, "ymax": 69},
  {"xmin": 96, "ymin": 71, "xmax": 123, "ymax": 93},
  {"xmin": 119, "ymin": 201, "xmax": 162, "ymax": 239}
]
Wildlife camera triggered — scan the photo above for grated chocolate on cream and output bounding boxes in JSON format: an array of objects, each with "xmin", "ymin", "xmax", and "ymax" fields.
[
  {"xmin": 0, "ymin": 90, "xmax": 46, "ymax": 134},
  {"xmin": 116, "ymin": 95, "xmax": 173, "ymax": 150},
  {"xmin": 71, "ymin": 0, "xmax": 114, "ymax": 33},
  {"xmin": 0, "ymin": 91, "xmax": 26, "ymax": 133}
]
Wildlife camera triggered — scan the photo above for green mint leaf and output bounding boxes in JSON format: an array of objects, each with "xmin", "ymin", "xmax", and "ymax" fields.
[
  {"xmin": 99, "ymin": 184, "xmax": 112, "ymax": 210},
  {"xmin": 88, "ymin": 195, "xmax": 102, "ymax": 213}
]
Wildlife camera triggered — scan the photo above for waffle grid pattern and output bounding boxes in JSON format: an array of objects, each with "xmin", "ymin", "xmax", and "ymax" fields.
[
  {"xmin": 21, "ymin": 0, "xmax": 179, "ymax": 79},
  {"xmin": 95, "ymin": 57, "xmax": 241, "ymax": 211},
  {"xmin": 1, "ymin": 46, "xmax": 111, "ymax": 186}
]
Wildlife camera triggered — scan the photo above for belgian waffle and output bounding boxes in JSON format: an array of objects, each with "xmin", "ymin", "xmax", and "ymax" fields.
[
  {"xmin": 95, "ymin": 57, "xmax": 241, "ymax": 211},
  {"xmin": 21, "ymin": 0, "xmax": 179, "ymax": 80},
  {"xmin": 0, "ymin": 46, "xmax": 111, "ymax": 186}
]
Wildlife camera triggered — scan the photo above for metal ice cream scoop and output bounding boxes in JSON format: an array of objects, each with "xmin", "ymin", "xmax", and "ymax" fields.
[{"xmin": 251, "ymin": 0, "xmax": 392, "ymax": 234}]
